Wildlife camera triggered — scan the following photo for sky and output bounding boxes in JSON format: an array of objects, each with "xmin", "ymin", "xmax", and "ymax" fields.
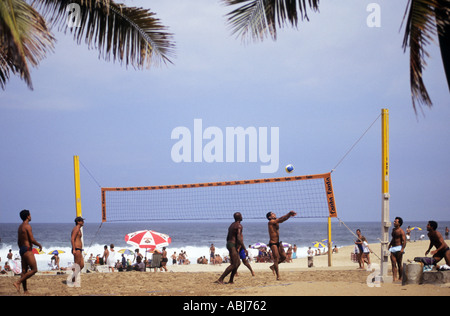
[{"xmin": 0, "ymin": 0, "xmax": 449, "ymax": 223}]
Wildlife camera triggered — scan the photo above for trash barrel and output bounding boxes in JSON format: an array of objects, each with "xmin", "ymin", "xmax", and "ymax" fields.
[{"xmin": 402, "ymin": 262, "xmax": 423, "ymax": 285}]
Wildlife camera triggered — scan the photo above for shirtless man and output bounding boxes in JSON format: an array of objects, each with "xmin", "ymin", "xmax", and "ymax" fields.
[
  {"xmin": 425, "ymin": 220, "xmax": 450, "ymax": 267},
  {"xmin": 103, "ymin": 245, "xmax": 109, "ymax": 266},
  {"xmin": 388, "ymin": 217, "xmax": 406, "ymax": 282},
  {"xmin": 13, "ymin": 210, "xmax": 43, "ymax": 294},
  {"xmin": 267, "ymin": 210, "xmax": 296, "ymax": 280},
  {"xmin": 71, "ymin": 217, "xmax": 84, "ymax": 272},
  {"xmin": 216, "ymin": 212, "xmax": 245, "ymax": 284}
]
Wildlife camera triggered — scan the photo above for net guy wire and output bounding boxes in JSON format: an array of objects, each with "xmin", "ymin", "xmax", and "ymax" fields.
[{"xmin": 331, "ymin": 113, "xmax": 381, "ymax": 173}]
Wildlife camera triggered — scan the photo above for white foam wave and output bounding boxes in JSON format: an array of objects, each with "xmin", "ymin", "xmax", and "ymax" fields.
[{"xmin": 0, "ymin": 243, "xmax": 316, "ymax": 272}]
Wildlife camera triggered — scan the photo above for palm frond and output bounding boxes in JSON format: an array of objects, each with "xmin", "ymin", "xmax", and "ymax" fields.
[
  {"xmin": 0, "ymin": 0, "xmax": 54, "ymax": 90},
  {"xmin": 401, "ymin": 0, "xmax": 450, "ymax": 112},
  {"xmin": 435, "ymin": 0, "xmax": 450, "ymax": 94},
  {"xmin": 34, "ymin": 0, "xmax": 175, "ymax": 69},
  {"xmin": 223, "ymin": 0, "xmax": 320, "ymax": 42}
]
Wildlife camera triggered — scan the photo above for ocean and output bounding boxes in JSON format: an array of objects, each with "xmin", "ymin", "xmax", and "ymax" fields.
[{"xmin": 1, "ymin": 219, "xmax": 448, "ymax": 272}]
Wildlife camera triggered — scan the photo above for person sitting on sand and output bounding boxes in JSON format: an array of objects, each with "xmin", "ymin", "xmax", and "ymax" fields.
[
  {"xmin": 1, "ymin": 262, "xmax": 11, "ymax": 274},
  {"xmin": 133, "ymin": 256, "xmax": 145, "ymax": 272},
  {"xmin": 178, "ymin": 252, "xmax": 184, "ymax": 265},
  {"xmin": 333, "ymin": 245, "xmax": 338, "ymax": 253},
  {"xmin": 50, "ymin": 253, "xmax": 60, "ymax": 270},
  {"xmin": 183, "ymin": 253, "xmax": 190, "ymax": 265},
  {"xmin": 215, "ymin": 254, "xmax": 223, "ymax": 265},
  {"xmin": 115, "ymin": 260, "xmax": 122, "ymax": 271}
]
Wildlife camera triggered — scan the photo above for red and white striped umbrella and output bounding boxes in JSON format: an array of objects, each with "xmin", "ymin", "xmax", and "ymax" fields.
[{"xmin": 124, "ymin": 230, "xmax": 172, "ymax": 250}]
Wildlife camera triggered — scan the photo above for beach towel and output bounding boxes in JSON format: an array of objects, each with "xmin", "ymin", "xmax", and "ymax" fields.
[
  {"xmin": 12, "ymin": 260, "xmax": 21, "ymax": 274},
  {"xmin": 107, "ymin": 250, "xmax": 116, "ymax": 267},
  {"xmin": 388, "ymin": 245, "xmax": 402, "ymax": 253},
  {"xmin": 438, "ymin": 265, "xmax": 450, "ymax": 271},
  {"xmin": 413, "ymin": 257, "xmax": 436, "ymax": 265}
]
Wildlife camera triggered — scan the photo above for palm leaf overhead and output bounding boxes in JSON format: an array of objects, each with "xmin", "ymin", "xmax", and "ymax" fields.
[
  {"xmin": 436, "ymin": 1, "xmax": 450, "ymax": 95},
  {"xmin": 223, "ymin": 0, "xmax": 320, "ymax": 42},
  {"xmin": 224, "ymin": 0, "xmax": 450, "ymax": 112},
  {"xmin": 34, "ymin": 0, "xmax": 175, "ymax": 69},
  {"xmin": 401, "ymin": 0, "xmax": 450, "ymax": 112},
  {"xmin": 1, "ymin": 0, "xmax": 175, "ymax": 90},
  {"xmin": 0, "ymin": 0, "xmax": 54, "ymax": 90}
]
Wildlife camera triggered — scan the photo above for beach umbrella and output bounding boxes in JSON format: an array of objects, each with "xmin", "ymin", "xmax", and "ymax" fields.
[
  {"xmin": 312, "ymin": 241, "xmax": 326, "ymax": 248},
  {"xmin": 118, "ymin": 249, "xmax": 134, "ymax": 256},
  {"xmin": 48, "ymin": 250, "xmax": 65, "ymax": 255},
  {"xmin": 410, "ymin": 227, "xmax": 422, "ymax": 241},
  {"xmin": 250, "ymin": 242, "xmax": 267, "ymax": 249},
  {"xmin": 321, "ymin": 239, "xmax": 333, "ymax": 245},
  {"xmin": 281, "ymin": 242, "xmax": 291, "ymax": 248},
  {"xmin": 124, "ymin": 230, "xmax": 171, "ymax": 250},
  {"xmin": 32, "ymin": 248, "xmax": 45, "ymax": 255}
]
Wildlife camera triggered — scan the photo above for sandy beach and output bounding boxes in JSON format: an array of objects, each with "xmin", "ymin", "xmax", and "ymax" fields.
[{"xmin": 1, "ymin": 240, "xmax": 449, "ymax": 296}]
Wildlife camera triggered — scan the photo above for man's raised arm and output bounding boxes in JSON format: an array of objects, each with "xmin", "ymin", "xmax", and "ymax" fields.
[{"xmin": 275, "ymin": 211, "xmax": 297, "ymax": 224}]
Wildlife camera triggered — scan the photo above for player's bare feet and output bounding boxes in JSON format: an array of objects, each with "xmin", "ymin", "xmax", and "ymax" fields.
[{"xmin": 13, "ymin": 282, "xmax": 20, "ymax": 293}]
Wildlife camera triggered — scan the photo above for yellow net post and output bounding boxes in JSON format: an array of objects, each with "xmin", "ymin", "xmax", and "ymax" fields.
[
  {"xmin": 73, "ymin": 155, "xmax": 82, "ymax": 218},
  {"xmin": 73, "ymin": 155, "xmax": 85, "ymax": 258},
  {"xmin": 327, "ymin": 216, "xmax": 332, "ymax": 267},
  {"xmin": 380, "ymin": 109, "xmax": 391, "ymax": 280}
]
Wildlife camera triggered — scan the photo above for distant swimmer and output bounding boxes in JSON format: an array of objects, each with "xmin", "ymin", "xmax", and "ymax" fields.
[
  {"xmin": 13, "ymin": 210, "xmax": 43, "ymax": 294},
  {"xmin": 266, "ymin": 210, "xmax": 296, "ymax": 280}
]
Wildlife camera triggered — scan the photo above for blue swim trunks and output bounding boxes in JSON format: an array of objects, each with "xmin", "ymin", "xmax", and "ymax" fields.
[{"xmin": 239, "ymin": 249, "xmax": 246, "ymax": 260}]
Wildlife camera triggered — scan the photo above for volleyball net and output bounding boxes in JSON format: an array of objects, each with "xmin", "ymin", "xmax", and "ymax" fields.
[{"xmin": 101, "ymin": 172, "xmax": 337, "ymax": 222}]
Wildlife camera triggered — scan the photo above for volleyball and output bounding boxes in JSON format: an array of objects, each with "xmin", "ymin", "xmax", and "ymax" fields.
[{"xmin": 285, "ymin": 164, "xmax": 294, "ymax": 173}]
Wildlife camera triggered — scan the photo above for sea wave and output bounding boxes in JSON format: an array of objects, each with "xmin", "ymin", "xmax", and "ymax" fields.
[{"xmin": 0, "ymin": 243, "xmax": 314, "ymax": 272}]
